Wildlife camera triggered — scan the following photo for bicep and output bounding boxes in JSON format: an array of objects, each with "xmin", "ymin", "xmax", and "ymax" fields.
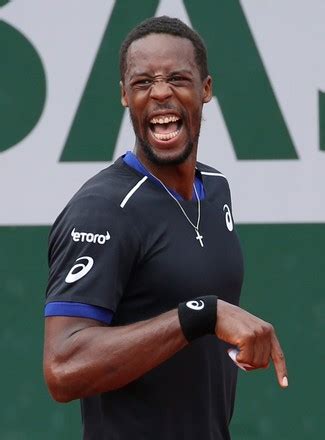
[
  {"xmin": 43, "ymin": 316, "xmax": 107, "ymax": 401},
  {"xmin": 44, "ymin": 316, "xmax": 106, "ymax": 364}
]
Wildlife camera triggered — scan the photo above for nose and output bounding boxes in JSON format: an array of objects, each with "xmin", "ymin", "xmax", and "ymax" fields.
[{"xmin": 150, "ymin": 79, "xmax": 172, "ymax": 101}]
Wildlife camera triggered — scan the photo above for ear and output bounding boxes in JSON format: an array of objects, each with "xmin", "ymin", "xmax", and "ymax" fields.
[
  {"xmin": 120, "ymin": 81, "xmax": 128, "ymax": 107},
  {"xmin": 202, "ymin": 75, "xmax": 212, "ymax": 104}
]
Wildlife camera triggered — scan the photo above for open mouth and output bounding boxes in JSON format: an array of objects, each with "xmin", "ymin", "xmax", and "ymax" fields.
[{"xmin": 149, "ymin": 114, "xmax": 183, "ymax": 141}]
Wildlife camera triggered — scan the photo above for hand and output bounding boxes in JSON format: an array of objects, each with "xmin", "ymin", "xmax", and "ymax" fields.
[{"xmin": 216, "ymin": 299, "xmax": 288, "ymax": 388}]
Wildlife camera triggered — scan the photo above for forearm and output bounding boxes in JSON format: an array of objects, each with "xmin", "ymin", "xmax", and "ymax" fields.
[
  {"xmin": 44, "ymin": 298, "xmax": 288, "ymax": 402},
  {"xmin": 44, "ymin": 309, "xmax": 187, "ymax": 402}
]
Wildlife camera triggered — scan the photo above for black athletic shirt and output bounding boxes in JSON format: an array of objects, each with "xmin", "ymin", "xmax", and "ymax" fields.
[{"xmin": 45, "ymin": 155, "xmax": 244, "ymax": 440}]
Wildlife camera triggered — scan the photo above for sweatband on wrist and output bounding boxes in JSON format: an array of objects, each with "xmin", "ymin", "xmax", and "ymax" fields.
[{"xmin": 178, "ymin": 295, "xmax": 218, "ymax": 342}]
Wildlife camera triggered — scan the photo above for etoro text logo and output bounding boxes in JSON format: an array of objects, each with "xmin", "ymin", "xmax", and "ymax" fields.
[
  {"xmin": 71, "ymin": 228, "xmax": 110, "ymax": 244},
  {"xmin": 65, "ymin": 256, "xmax": 94, "ymax": 284}
]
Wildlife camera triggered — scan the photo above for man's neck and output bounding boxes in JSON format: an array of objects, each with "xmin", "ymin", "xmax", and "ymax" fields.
[{"xmin": 134, "ymin": 149, "xmax": 197, "ymax": 201}]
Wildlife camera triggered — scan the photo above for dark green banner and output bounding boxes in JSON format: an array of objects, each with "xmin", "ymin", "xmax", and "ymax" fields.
[{"xmin": 0, "ymin": 225, "xmax": 323, "ymax": 439}]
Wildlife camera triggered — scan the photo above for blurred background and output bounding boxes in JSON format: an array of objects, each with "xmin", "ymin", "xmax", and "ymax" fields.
[{"xmin": 0, "ymin": 1, "xmax": 324, "ymax": 438}]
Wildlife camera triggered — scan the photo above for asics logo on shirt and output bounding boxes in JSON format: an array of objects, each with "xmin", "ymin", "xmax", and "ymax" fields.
[
  {"xmin": 186, "ymin": 300, "xmax": 205, "ymax": 311},
  {"xmin": 65, "ymin": 256, "xmax": 94, "ymax": 283},
  {"xmin": 223, "ymin": 204, "xmax": 234, "ymax": 232},
  {"xmin": 71, "ymin": 228, "xmax": 110, "ymax": 244}
]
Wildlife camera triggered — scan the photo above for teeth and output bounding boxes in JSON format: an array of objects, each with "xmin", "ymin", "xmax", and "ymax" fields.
[
  {"xmin": 152, "ymin": 129, "xmax": 180, "ymax": 141},
  {"xmin": 150, "ymin": 115, "xmax": 180, "ymax": 124}
]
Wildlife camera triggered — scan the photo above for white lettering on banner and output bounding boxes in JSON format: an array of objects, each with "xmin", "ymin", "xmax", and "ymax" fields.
[
  {"xmin": 0, "ymin": 0, "xmax": 324, "ymax": 224},
  {"xmin": 71, "ymin": 228, "xmax": 110, "ymax": 244}
]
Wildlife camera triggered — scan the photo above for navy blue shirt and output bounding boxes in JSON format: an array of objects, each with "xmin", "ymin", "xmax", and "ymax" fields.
[
  {"xmin": 45, "ymin": 151, "xmax": 204, "ymax": 323},
  {"xmin": 45, "ymin": 155, "xmax": 244, "ymax": 440}
]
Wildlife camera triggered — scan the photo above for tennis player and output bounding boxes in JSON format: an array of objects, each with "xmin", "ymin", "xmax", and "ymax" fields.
[{"xmin": 44, "ymin": 16, "xmax": 288, "ymax": 440}]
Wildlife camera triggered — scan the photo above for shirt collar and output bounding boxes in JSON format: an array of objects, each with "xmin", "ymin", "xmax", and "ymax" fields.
[{"xmin": 123, "ymin": 151, "xmax": 205, "ymax": 201}]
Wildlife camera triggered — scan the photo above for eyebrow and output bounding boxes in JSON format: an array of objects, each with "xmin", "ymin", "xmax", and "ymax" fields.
[{"xmin": 129, "ymin": 69, "xmax": 193, "ymax": 80}]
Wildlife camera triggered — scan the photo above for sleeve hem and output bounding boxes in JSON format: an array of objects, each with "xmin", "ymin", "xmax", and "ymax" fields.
[{"xmin": 44, "ymin": 301, "xmax": 113, "ymax": 325}]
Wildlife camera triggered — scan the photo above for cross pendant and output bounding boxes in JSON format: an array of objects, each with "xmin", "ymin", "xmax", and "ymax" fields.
[{"xmin": 195, "ymin": 229, "xmax": 204, "ymax": 247}]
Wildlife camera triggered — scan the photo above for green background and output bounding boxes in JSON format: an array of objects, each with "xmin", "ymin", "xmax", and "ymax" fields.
[{"xmin": 0, "ymin": 225, "xmax": 323, "ymax": 439}]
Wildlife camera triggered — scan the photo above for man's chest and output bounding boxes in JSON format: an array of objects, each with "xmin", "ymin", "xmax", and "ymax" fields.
[{"xmin": 113, "ymin": 198, "xmax": 244, "ymax": 324}]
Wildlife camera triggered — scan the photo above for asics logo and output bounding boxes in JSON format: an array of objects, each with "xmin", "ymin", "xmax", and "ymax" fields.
[
  {"xmin": 71, "ymin": 228, "xmax": 110, "ymax": 244},
  {"xmin": 223, "ymin": 204, "xmax": 234, "ymax": 232},
  {"xmin": 65, "ymin": 256, "xmax": 94, "ymax": 283},
  {"xmin": 186, "ymin": 300, "xmax": 205, "ymax": 311}
]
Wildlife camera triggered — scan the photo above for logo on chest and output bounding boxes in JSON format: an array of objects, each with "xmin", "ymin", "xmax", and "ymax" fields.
[
  {"xmin": 71, "ymin": 227, "xmax": 110, "ymax": 244},
  {"xmin": 223, "ymin": 204, "xmax": 234, "ymax": 232}
]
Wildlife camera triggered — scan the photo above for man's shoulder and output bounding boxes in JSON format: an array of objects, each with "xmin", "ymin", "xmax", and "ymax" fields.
[
  {"xmin": 70, "ymin": 156, "xmax": 141, "ymax": 207},
  {"xmin": 52, "ymin": 157, "xmax": 144, "ymax": 229},
  {"xmin": 196, "ymin": 161, "xmax": 232, "ymax": 203},
  {"xmin": 196, "ymin": 161, "xmax": 228, "ymax": 181}
]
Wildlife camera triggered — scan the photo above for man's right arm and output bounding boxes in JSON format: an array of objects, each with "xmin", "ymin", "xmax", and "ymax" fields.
[{"xmin": 43, "ymin": 299, "xmax": 288, "ymax": 403}]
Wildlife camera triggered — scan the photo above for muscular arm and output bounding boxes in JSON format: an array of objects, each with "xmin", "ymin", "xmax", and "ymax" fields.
[
  {"xmin": 43, "ymin": 300, "xmax": 288, "ymax": 403},
  {"xmin": 44, "ymin": 309, "xmax": 187, "ymax": 402}
]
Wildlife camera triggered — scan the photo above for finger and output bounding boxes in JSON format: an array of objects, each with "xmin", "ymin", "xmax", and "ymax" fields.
[
  {"xmin": 270, "ymin": 334, "xmax": 288, "ymax": 388},
  {"xmin": 250, "ymin": 332, "xmax": 268, "ymax": 368},
  {"xmin": 236, "ymin": 326, "xmax": 266, "ymax": 368},
  {"xmin": 228, "ymin": 348, "xmax": 254, "ymax": 370},
  {"xmin": 259, "ymin": 332, "xmax": 271, "ymax": 369},
  {"xmin": 236, "ymin": 338, "xmax": 255, "ymax": 367}
]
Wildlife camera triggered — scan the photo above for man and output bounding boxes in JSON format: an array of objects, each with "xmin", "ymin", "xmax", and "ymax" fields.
[{"xmin": 44, "ymin": 16, "xmax": 288, "ymax": 440}]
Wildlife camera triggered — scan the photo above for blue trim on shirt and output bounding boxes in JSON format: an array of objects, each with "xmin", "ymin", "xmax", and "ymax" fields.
[
  {"xmin": 44, "ymin": 302, "xmax": 113, "ymax": 325},
  {"xmin": 123, "ymin": 151, "xmax": 205, "ymax": 201}
]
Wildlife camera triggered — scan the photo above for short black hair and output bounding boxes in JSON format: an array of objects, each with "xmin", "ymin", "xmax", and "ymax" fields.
[{"xmin": 119, "ymin": 16, "xmax": 209, "ymax": 81}]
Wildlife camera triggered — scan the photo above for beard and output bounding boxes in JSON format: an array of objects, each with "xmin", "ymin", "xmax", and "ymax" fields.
[
  {"xmin": 129, "ymin": 108, "xmax": 200, "ymax": 166},
  {"xmin": 137, "ymin": 136, "xmax": 194, "ymax": 166}
]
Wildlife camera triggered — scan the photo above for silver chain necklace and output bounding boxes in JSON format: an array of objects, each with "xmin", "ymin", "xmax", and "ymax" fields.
[{"xmin": 149, "ymin": 173, "xmax": 204, "ymax": 247}]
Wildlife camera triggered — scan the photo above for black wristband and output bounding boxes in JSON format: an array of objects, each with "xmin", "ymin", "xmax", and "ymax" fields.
[{"xmin": 178, "ymin": 295, "xmax": 218, "ymax": 342}]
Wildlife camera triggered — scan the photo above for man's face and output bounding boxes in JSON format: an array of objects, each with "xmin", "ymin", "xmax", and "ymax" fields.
[{"xmin": 120, "ymin": 33, "xmax": 212, "ymax": 166}]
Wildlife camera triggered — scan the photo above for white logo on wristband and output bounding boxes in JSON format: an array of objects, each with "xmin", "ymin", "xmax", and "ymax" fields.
[{"xmin": 186, "ymin": 300, "xmax": 205, "ymax": 310}]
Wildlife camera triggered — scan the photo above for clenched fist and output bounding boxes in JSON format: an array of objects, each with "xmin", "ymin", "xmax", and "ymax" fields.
[{"xmin": 216, "ymin": 299, "xmax": 288, "ymax": 388}]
